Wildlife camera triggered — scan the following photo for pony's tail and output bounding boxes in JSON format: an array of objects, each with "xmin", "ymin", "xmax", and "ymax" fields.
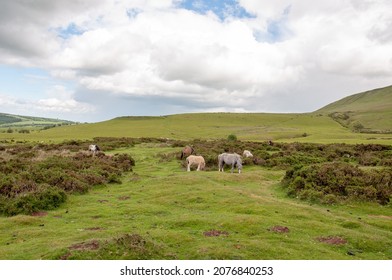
[{"xmin": 180, "ymin": 152, "xmax": 184, "ymax": 159}]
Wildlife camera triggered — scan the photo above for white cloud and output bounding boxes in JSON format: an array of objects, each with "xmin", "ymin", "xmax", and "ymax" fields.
[
  {"xmin": 1, "ymin": 85, "xmax": 94, "ymax": 120},
  {"xmin": 36, "ymin": 85, "xmax": 95, "ymax": 113},
  {"xmin": 1, "ymin": 0, "xmax": 392, "ymax": 121},
  {"xmin": 0, "ymin": 94, "xmax": 17, "ymax": 107},
  {"xmin": 35, "ymin": 97, "xmax": 94, "ymax": 113}
]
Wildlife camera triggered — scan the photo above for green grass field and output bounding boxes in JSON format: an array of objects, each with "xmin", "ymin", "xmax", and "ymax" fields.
[
  {"xmin": 2, "ymin": 112, "xmax": 392, "ymax": 145},
  {"xmin": 0, "ymin": 142, "xmax": 391, "ymax": 260}
]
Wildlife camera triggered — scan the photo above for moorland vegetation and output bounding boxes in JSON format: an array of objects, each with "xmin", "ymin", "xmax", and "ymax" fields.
[{"xmin": 0, "ymin": 86, "xmax": 391, "ymax": 260}]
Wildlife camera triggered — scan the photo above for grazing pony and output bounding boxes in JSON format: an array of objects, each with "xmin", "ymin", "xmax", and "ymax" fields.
[
  {"xmin": 181, "ymin": 145, "xmax": 194, "ymax": 159},
  {"xmin": 218, "ymin": 153, "xmax": 242, "ymax": 173},
  {"xmin": 243, "ymin": 150, "xmax": 253, "ymax": 158},
  {"xmin": 186, "ymin": 155, "xmax": 205, "ymax": 171},
  {"xmin": 88, "ymin": 144, "xmax": 100, "ymax": 156}
]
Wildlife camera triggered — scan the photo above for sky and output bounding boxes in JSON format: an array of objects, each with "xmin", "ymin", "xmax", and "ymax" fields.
[{"xmin": 0, "ymin": 0, "xmax": 391, "ymax": 123}]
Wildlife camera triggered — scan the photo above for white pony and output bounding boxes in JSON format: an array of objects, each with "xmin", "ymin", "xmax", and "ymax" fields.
[
  {"xmin": 186, "ymin": 155, "xmax": 205, "ymax": 171},
  {"xmin": 243, "ymin": 150, "xmax": 253, "ymax": 158},
  {"xmin": 88, "ymin": 144, "xmax": 100, "ymax": 156},
  {"xmin": 218, "ymin": 153, "xmax": 242, "ymax": 173}
]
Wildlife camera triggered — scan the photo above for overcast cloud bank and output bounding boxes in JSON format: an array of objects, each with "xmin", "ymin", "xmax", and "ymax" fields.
[{"xmin": 0, "ymin": 0, "xmax": 391, "ymax": 122}]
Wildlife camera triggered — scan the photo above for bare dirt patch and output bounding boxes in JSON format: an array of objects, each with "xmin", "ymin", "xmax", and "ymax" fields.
[
  {"xmin": 31, "ymin": 211, "xmax": 48, "ymax": 217},
  {"xmin": 118, "ymin": 196, "xmax": 131, "ymax": 201},
  {"xmin": 316, "ymin": 236, "xmax": 347, "ymax": 245},
  {"xmin": 269, "ymin": 226, "xmax": 290, "ymax": 233},
  {"xmin": 203, "ymin": 230, "xmax": 229, "ymax": 237},
  {"xmin": 69, "ymin": 240, "xmax": 100, "ymax": 251}
]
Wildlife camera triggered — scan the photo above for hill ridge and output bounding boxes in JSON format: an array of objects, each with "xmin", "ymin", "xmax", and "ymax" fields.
[
  {"xmin": 0, "ymin": 112, "xmax": 76, "ymax": 131},
  {"xmin": 316, "ymin": 85, "xmax": 392, "ymax": 133}
]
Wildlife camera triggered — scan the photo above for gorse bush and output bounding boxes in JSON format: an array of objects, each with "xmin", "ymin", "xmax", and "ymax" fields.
[{"xmin": 0, "ymin": 145, "xmax": 135, "ymax": 216}]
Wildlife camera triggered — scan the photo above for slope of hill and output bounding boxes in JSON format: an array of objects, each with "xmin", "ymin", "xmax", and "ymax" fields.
[
  {"xmin": 2, "ymin": 85, "xmax": 392, "ymax": 143},
  {"xmin": 4, "ymin": 112, "xmax": 389, "ymax": 144},
  {"xmin": 317, "ymin": 85, "xmax": 392, "ymax": 133},
  {"xmin": 0, "ymin": 112, "xmax": 76, "ymax": 132}
]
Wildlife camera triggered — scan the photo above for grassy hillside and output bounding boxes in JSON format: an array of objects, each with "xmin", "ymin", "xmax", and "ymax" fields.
[
  {"xmin": 2, "ymin": 112, "xmax": 391, "ymax": 144},
  {"xmin": 1, "ymin": 85, "xmax": 391, "ymax": 144},
  {"xmin": 0, "ymin": 112, "xmax": 75, "ymax": 132},
  {"xmin": 317, "ymin": 85, "xmax": 392, "ymax": 133}
]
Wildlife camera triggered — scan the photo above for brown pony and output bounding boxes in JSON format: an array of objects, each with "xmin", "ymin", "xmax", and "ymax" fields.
[{"xmin": 181, "ymin": 145, "xmax": 194, "ymax": 159}]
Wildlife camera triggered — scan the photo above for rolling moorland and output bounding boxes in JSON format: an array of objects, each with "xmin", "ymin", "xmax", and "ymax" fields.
[
  {"xmin": 0, "ymin": 86, "xmax": 391, "ymax": 260},
  {"xmin": 1, "ymin": 85, "xmax": 392, "ymax": 144},
  {"xmin": 0, "ymin": 113, "xmax": 76, "ymax": 132}
]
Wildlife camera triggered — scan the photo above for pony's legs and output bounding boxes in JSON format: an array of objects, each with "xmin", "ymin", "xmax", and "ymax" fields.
[{"xmin": 187, "ymin": 163, "xmax": 191, "ymax": 171}]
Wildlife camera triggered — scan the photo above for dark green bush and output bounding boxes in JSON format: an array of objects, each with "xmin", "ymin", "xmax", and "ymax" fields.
[
  {"xmin": 227, "ymin": 134, "xmax": 238, "ymax": 141},
  {"xmin": 0, "ymin": 185, "xmax": 67, "ymax": 216},
  {"xmin": 282, "ymin": 162, "xmax": 392, "ymax": 205}
]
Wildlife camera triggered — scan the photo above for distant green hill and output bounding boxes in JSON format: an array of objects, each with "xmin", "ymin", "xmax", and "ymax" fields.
[
  {"xmin": 4, "ymin": 111, "xmax": 390, "ymax": 145},
  {"xmin": 317, "ymin": 85, "xmax": 392, "ymax": 133},
  {"xmin": 2, "ymin": 85, "xmax": 392, "ymax": 144},
  {"xmin": 0, "ymin": 112, "xmax": 76, "ymax": 132}
]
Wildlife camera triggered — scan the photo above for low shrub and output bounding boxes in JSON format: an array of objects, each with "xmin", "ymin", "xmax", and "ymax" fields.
[
  {"xmin": 227, "ymin": 134, "xmax": 238, "ymax": 141},
  {"xmin": 0, "ymin": 185, "xmax": 67, "ymax": 216},
  {"xmin": 282, "ymin": 162, "xmax": 392, "ymax": 205},
  {"xmin": 0, "ymin": 143, "xmax": 135, "ymax": 216}
]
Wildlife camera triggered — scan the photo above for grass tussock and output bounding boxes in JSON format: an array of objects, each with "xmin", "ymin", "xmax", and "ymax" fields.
[{"xmin": 58, "ymin": 233, "xmax": 171, "ymax": 260}]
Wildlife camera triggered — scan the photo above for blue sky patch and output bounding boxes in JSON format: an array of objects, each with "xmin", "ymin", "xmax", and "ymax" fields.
[
  {"xmin": 0, "ymin": 65, "xmax": 47, "ymax": 98},
  {"xmin": 177, "ymin": 0, "xmax": 255, "ymax": 20},
  {"xmin": 0, "ymin": 65, "xmax": 74, "ymax": 100},
  {"xmin": 55, "ymin": 23, "xmax": 85, "ymax": 39}
]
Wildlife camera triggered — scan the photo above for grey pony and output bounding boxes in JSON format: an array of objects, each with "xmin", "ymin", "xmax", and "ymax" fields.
[{"xmin": 218, "ymin": 153, "xmax": 242, "ymax": 173}]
